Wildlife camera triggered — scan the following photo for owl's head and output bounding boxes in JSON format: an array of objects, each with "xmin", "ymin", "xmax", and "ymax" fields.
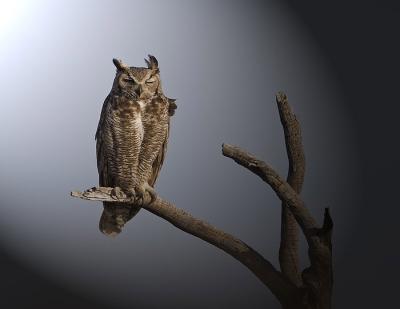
[{"xmin": 111, "ymin": 55, "xmax": 162, "ymax": 100}]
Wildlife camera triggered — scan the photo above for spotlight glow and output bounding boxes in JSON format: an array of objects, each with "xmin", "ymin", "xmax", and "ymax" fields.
[{"xmin": 0, "ymin": 0, "xmax": 30, "ymax": 39}]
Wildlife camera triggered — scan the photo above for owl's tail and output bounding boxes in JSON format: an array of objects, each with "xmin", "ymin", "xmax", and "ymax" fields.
[{"xmin": 99, "ymin": 202, "xmax": 141, "ymax": 237}]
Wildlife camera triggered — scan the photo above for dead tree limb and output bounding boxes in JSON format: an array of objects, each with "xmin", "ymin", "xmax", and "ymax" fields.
[
  {"xmin": 222, "ymin": 144, "xmax": 318, "ymax": 245},
  {"xmin": 276, "ymin": 92, "xmax": 305, "ymax": 287},
  {"xmin": 71, "ymin": 187, "xmax": 300, "ymax": 306},
  {"xmin": 71, "ymin": 92, "xmax": 333, "ymax": 309}
]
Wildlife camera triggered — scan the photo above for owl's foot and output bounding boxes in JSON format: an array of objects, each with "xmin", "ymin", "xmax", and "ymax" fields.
[
  {"xmin": 110, "ymin": 187, "xmax": 127, "ymax": 200},
  {"xmin": 125, "ymin": 188, "xmax": 136, "ymax": 202},
  {"xmin": 135, "ymin": 182, "xmax": 157, "ymax": 205},
  {"xmin": 110, "ymin": 187, "xmax": 136, "ymax": 203}
]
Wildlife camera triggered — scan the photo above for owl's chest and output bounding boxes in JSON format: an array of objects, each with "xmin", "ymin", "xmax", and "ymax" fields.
[
  {"xmin": 110, "ymin": 96, "xmax": 142, "ymax": 119},
  {"xmin": 143, "ymin": 97, "xmax": 169, "ymax": 121},
  {"xmin": 103, "ymin": 96, "xmax": 145, "ymax": 137}
]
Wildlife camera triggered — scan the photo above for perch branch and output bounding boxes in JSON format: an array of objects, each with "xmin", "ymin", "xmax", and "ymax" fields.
[
  {"xmin": 72, "ymin": 91, "xmax": 333, "ymax": 308},
  {"xmin": 276, "ymin": 92, "xmax": 305, "ymax": 286},
  {"xmin": 222, "ymin": 144, "xmax": 318, "ymax": 246},
  {"xmin": 71, "ymin": 187, "xmax": 300, "ymax": 305}
]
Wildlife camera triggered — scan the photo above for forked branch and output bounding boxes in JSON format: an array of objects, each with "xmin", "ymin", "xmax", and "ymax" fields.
[
  {"xmin": 71, "ymin": 92, "xmax": 333, "ymax": 309},
  {"xmin": 222, "ymin": 144, "xmax": 318, "ymax": 245}
]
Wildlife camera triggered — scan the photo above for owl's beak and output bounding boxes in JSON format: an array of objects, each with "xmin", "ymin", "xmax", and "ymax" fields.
[{"xmin": 134, "ymin": 86, "xmax": 142, "ymax": 97}]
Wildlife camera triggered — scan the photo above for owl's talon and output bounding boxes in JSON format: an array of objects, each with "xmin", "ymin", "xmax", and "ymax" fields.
[
  {"xmin": 110, "ymin": 187, "xmax": 126, "ymax": 200},
  {"xmin": 133, "ymin": 193, "xmax": 143, "ymax": 206},
  {"xmin": 126, "ymin": 188, "xmax": 136, "ymax": 202},
  {"xmin": 134, "ymin": 183, "xmax": 157, "ymax": 205}
]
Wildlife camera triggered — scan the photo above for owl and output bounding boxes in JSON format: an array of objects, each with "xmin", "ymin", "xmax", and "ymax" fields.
[{"xmin": 95, "ymin": 55, "xmax": 176, "ymax": 236}]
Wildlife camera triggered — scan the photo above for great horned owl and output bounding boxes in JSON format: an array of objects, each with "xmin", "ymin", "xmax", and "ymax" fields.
[{"xmin": 95, "ymin": 55, "xmax": 176, "ymax": 236}]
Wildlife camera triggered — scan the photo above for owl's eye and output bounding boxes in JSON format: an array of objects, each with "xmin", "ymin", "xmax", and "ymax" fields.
[
  {"xmin": 146, "ymin": 79, "xmax": 155, "ymax": 84},
  {"xmin": 123, "ymin": 78, "xmax": 135, "ymax": 83}
]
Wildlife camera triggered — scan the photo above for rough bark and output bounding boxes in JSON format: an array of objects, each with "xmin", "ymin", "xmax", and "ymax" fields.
[
  {"xmin": 276, "ymin": 92, "xmax": 305, "ymax": 287},
  {"xmin": 71, "ymin": 92, "xmax": 333, "ymax": 309}
]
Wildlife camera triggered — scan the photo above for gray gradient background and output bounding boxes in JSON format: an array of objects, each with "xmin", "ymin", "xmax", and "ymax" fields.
[{"xmin": 1, "ymin": 0, "xmax": 396, "ymax": 308}]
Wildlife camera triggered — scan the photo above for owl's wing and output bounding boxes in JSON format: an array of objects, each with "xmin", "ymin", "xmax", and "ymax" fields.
[
  {"xmin": 148, "ymin": 97, "xmax": 176, "ymax": 187},
  {"xmin": 95, "ymin": 94, "xmax": 111, "ymax": 141},
  {"xmin": 148, "ymin": 119, "xmax": 169, "ymax": 187},
  {"xmin": 96, "ymin": 95, "xmax": 112, "ymax": 187}
]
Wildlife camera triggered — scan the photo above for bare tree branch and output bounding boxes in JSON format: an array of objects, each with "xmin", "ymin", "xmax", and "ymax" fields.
[
  {"xmin": 276, "ymin": 92, "xmax": 305, "ymax": 286},
  {"xmin": 71, "ymin": 91, "xmax": 334, "ymax": 308},
  {"xmin": 221, "ymin": 144, "xmax": 318, "ymax": 247},
  {"xmin": 71, "ymin": 187, "xmax": 300, "ymax": 305},
  {"xmin": 221, "ymin": 104, "xmax": 334, "ymax": 308}
]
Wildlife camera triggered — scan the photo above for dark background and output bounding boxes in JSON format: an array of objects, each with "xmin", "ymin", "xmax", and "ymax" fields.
[
  {"xmin": 286, "ymin": 1, "xmax": 400, "ymax": 308},
  {"xmin": 0, "ymin": 1, "xmax": 398, "ymax": 308}
]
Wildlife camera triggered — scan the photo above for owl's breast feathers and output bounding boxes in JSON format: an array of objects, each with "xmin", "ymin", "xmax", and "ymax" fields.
[
  {"xmin": 112, "ymin": 94, "xmax": 142, "ymax": 118},
  {"xmin": 96, "ymin": 93, "xmax": 176, "ymax": 189},
  {"xmin": 145, "ymin": 96, "xmax": 169, "ymax": 119},
  {"xmin": 96, "ymin": 94, "xmax": 144, "ymax": 191}
]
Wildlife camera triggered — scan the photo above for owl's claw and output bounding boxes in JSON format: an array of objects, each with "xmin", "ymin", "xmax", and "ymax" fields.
[
  {"xmin": 110, "ymin": 187, "xmax": 136, "ymax": 203},
  {"xmin": 110, "ymin": 187, "xmax": 126, "ymax": 200},
  {"xmin": 134, "ymin": 182, "xmax": 157, "ymax": 205},
  {"xmin": 126, "ymin": 188, "xmax": 136, "ymax": 202}
]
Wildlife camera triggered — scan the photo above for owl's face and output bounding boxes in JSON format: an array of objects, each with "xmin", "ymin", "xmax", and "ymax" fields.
[{"xmin": 112, "ymin": 56, "xmax": 161, "ymax": 100}]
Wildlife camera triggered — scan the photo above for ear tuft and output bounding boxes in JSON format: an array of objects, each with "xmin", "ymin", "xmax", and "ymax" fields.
[
  {"xmin": 113, "ymin": 58, "xmax": 129, "ymax": 71},
  {"xmin": 146, "ymin": 54, "xmax": 159, "ymax": 70}
]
